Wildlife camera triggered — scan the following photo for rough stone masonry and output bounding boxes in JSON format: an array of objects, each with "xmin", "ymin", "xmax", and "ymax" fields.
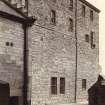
[{"xmin": 0, "ymin": 0, "xmax": 100, "ymax": 105}]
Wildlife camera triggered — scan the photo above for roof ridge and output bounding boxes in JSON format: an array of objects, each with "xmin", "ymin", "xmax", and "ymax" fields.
[{"xmin": 79, "ymin": 0, "xmax": 100, "ymax": 13}]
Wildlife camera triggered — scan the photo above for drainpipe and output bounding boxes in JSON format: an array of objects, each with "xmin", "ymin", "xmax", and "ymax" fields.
[
  {"xmin": 22, "ymin": 23, "xmax": 29, "ymax": 105},
  {"xmin": 74, "ymin": 0, "xmax": 78, "ymax": 103},
  {"xmin": 22, "ymin": 17, "xmax": 36, "ymax": 105},
  {"xmin": 22, "ymin": 0, "xmax": 28, "ymax": 104}
]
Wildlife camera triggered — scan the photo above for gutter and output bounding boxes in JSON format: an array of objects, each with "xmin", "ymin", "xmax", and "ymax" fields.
[{"xmin": 0, "ymin": 10, "xmax": 36, "ymax": 105}]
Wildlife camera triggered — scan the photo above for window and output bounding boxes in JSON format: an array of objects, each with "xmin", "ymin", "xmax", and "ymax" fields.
[
  {"xmin": 51, "ymin": 10, "xmax": 56, "ymax": 25},
  {"xmin": 6, "ymin": 42, "xmax": 14, "ymax": 47},
  {"xmin": 85, "ymin": 34, "xmax": 89, "ymax": 43},
  {"xmin": 82, "ymin": 5, "xmax": 86, "ymax": 17},
  {"xmin": 69, "ymin": 0, "xmax": 73, "ymax": 11},
  {"xmin": 90, "ymin": 10, "xmax": 93, "ymax": 21},
  {"xmin": 82, "ymin": 79, "xmax": 86, "ymax": 90},
  {"xmin": 91, "ymin": 31, "xmax": 95, "ymax": 49},
  {"xmin": 6, "ymin": 42, "xmax": 9, "ymax": 46},
  {"xmin": 60, "ymin": 77, "xmax": 65, "ymax": 94},
  {"xmin": 69, "ymin": 18, "xmax": 73, "ymax": 32},
  {"xmin": 51, "ymin": 77, "xmax": 57, "ymax": 94},
  {"xmin": 10, "ymin": 42, "xmax": 13, "ymax": 47}
]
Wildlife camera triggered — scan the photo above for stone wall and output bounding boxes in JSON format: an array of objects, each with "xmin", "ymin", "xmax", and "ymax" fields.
[
  {"xmin": 28, "ymin": 0, "xmax": 99, "ymax": 104},
  {"xmin": 0, "ymin": 0, "xmax": 99, "ymax": 105},
  {"xmin": 76, "ymin": 0, "xmax": 99, "ymax": 101},
  {"xmin": 0, "ymin": 17, "xmax": 23, "ymax": 97},
  {"xmin": 28, "ymin": 0, "xmax": 76, "ymax": 105}
]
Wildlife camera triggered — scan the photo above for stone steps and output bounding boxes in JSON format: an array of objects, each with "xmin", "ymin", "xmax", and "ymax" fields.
[{"xmin": 5, "ymin": 0, "xmax": 28, "ymax": 15}]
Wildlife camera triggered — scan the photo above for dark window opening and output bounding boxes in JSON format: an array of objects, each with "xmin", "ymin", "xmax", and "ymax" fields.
[
  {"xmin": 60, "ymin": 77, "xmax": 65, "ymax": 94},
  {"xmin": 6, "ymin": 42, "xmax": 9, "ymax": 46},
  {"xmin": 82, "ymin": 79, "xmax": 86, "ymax": 90},
  {"xmin": 51, "ymin": 77, "xmax": 57, "ymax": 94},
  {"xmin": 10, "ymin": 42, "xmax": 14, "ymax": 47},
  {"xmin": 90, "ymin": 10, "xmax": 94, "ymax": 21},
  {"xmin": 51, "ymin": 10, "xmax": 56, "ymax": 25},
  {"xmin": 6, "ymin": 42, "xmax": 14, "ymax": 47},
  {"xmin": 82, "ymin": 5, "xmax": 86, "ymax": 17},
  {"xmin": 69, "ymin": 18, "xmax": 73, "ymax": 32},
  {"xmin": 91, "ymin": 31, "xmax": 96, "ymax": 49},
  {"xmin": 85, "ymin": 34, "xmax": 89, "ymax": 43},
  {"xmin": 69, "ymin": 0, "xmax": 73, "ymax": 11}
]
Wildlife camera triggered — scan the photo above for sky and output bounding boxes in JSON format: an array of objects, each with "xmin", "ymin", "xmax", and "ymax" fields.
[{"xmin": 86, "ymin": 0, "xmax": 105, "ymax": 74}]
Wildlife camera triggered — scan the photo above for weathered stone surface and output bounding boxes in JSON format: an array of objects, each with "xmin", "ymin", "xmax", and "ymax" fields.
[
  {"xmin": 0, "ymin": 18, "xmax": 23, "ymax": 96},
  {"xmin": 0, "ymin": 0, "xmax": 99, "ymax": 105},
  {"xmin": 28, "ymin": 0, "xmax": 99, "ymax": 105}
]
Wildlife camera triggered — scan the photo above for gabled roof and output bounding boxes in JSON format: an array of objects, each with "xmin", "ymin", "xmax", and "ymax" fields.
[
  {"xmin": 79, "ymin": 0, "xmax": 100, "ymax": 13},
  {"xmin": 0, "ymin": 0, "xmax": 35, "ymax": 25},
  {"xmin": 0, "ymin": 0, "xmax": 28, "ymax": 19}
]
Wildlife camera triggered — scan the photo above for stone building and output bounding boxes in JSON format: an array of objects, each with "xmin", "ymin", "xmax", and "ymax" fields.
[{"xmin": 0, "ymin": 0, "xmax": 100, "ymax": 105}]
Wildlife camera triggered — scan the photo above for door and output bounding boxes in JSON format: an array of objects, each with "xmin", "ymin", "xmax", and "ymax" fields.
[{"xmin": 0, "ymin": 82, "xmax": 10, "ymax": 105}]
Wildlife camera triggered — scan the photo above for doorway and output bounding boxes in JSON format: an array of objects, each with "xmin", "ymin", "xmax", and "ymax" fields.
[{"xmin": 0, "ymin": 81, "xmax": 10, "ymax": 105}]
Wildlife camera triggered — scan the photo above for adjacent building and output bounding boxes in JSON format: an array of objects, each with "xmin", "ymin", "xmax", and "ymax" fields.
[{"xmin": 0, "ymin": 0, "xmax": 100, "ymax": 105}]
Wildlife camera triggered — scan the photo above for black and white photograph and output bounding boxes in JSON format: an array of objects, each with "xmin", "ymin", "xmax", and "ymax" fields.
[{"xmin": 0, "ymin": 0, "xmax": 105, "ymax": 105}]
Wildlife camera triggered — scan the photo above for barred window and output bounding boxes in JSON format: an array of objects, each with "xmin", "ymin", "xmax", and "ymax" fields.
[
  {"xmin": 60, "ymin": 78, "xmax": 65, "ymax": 94},
  {"xmin": 51, "ymin": 77, "xmax": 57, "ymax": 94},
  {"xmin": 90, "ymin": 10, "xmax": 94, "ymax": 21},
  {"xmin": 51, "ymin": 10, "xmax": 56, "ymax": 25},
  {"xmin": 85, "ymin": 34, "xmax": 89, "ymax": 43},
  {"xmin": 91, "ymin": 31, "xmax": 96, "ymax": 49},
  {"xmin": 82, "ymin": 79, "xmax": 86, "ymax": 90},
  {"xmin": 69, "ymin": 18, "xmax": 73, "ymax": 32},
  {"xmin": 82, "ymin": 5, "xmax": 86, "ymax": 17}
]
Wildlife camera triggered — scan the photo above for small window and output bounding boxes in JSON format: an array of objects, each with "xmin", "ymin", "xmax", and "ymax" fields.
[
  {"xmin": 51, "ymin": 77, "xmax": 57, "ymax": 94},
  {"xmin": 90, "ymin": 10, "xmax": 93, "ymax": 21},
  {"xmin": 6, "ymin": 42, "xmax": 9, "ymax": 46},
  {"xmin": 82, "ymin": 79, "xmax": 86, "ymax": 90},
  {"xmin": 91, "ymin": 31, "xmax": 96, "ymax": 49},
  {"xmin": 51, "ymin": 10, "xmax": 56, "ymax": 25},
  {"xmin": 85, "ymin": 34, "xmax": 89, "ymax": 43},
  {"xmin": 60, "ymin": 77, "xmax": 65, "ymax": 94},
  {"xmin": 82, "ymin": 5, "xmax": 85, "ymax": 17},
  {"xmin": 6, "ymin": 42, "xmax": 14, "ymax": 47},
  {"xmin": 69, "ymin": 18, "xmax": 73, "ymax": 32},
  {"xmin": 69, "ymin": 0, "xmax": 73, "ymax": 11},
  {"xmin": 10, "ymin": 42, "xmax": 14, "ymax": 47}
]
